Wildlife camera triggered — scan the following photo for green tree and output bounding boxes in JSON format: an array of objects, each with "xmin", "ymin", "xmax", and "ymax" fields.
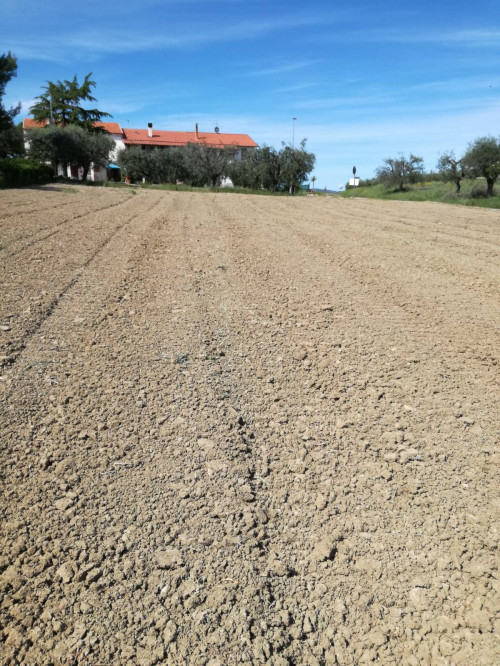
[
  {"xmin": 0, "ymin": 125, "xmax": 23, "ymax": 158},
  {"xmin": 118, "ymin": 147, "xmax": 189, "ymax": 184},
  {"xmin": 462, "ymin": 136, "xmax": 500, "ymax": 197},
  {"xmin": 256, "ymin": 145, "xmax": 282, "ymax": 191},
  {"xmin": 228, "ymin": 145, "xmax": 281, "ymax": 191},
  {"xmin": 28, "ymin": 125, "xmax": 114, "ymax": 180},
  {"xmin": 281, "ymin": 139, "xmax": 316, "ymax": 194},
  {"xmin": 229, "ymin": 142, "xmax": 315, "ymax": 193},
  {"xmin": 436, "ymin": 151, "xmax": 464, "ymax": 193},
  {"xmin": 182, "ymin": 142, "xmax": 232, "ymax": 187},
  {"xmin": 0, "ymin": 52, "xmax": 23, "ymax": 157},
  {"xmin": 30, "ymin": 73, "xmax": 111, "ymax": 131},
  {"xmin": 376, "ymin": 153, "xmax": 424, "ymax": 191}
]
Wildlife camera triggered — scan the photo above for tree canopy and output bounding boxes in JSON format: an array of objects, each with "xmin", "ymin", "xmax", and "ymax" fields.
[
  {"xmin": 118, "ymin": 147, "xmax": 188, "ymax": 184},
  {"xmin": 436, "ymin": 151, "xmax": 464, "ymax": 193},
  {"xmin": 462, "ymin": 136, "xmax": 500, "ymax": 197},
  {"xmin": 375, "ymin": 154, "xmax": 424, "ymax": 191},
  {"xmin": 28, "ymin": 125, "xmax": 115, "ymax": 180},
  {"xmin": 0, "ymin": 52, "xmax": 23, "ymax": 157},
  {"xmin": 30, "ymin": 73, "xmax": 111, "ymax": 131},
  {"xmin": 182, "ymin": 142, "xmax": 233, "ymax": 187},
  {"xmin": 229, "ymin": 141, "xmax": 315, "ymax": 193}
]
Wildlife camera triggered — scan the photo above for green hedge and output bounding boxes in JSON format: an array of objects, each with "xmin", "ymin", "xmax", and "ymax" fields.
[{"xmin": 0, "ymin": 158, "xmax": 54, "ymax": 187}]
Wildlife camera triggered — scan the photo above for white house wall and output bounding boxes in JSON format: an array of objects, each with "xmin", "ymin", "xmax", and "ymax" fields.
[{"xmin": 109, "ymin": 134, "xmax": 125, "ymax": 162}]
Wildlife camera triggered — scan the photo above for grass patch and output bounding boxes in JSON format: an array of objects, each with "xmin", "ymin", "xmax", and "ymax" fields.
[
  {"xmin": 137, "ymin": 182, "xmax": 312, "ymax": 196},
  {"xmin": 338, "ymin": 180, "xmax": 500, "ymax": 209},
  {"xmin": 42, "ymin": 179, "xmax": 316, "ymax": 196}
]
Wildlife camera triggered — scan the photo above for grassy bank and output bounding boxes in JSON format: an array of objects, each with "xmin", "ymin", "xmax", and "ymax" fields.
[
  {"xmin": 53, "ymin": 179, "xmax": 313, "ymax": 196},
  {"xmin": 338, "ymin": 180, "xmax": 500, "ymax": 209}
]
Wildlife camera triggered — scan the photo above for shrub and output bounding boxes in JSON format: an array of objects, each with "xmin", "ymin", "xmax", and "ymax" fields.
[
  {"xmin": 469, "ymin": 184, "xmax": 489, "ymax": 199},
  {"xmin": 0, "ymin": 158, "xmax": 54, "ymax": 187}
]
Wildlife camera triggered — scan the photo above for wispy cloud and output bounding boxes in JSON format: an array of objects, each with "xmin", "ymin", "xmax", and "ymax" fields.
[
  {"xmin": 408, "ymin": 75, "xmax": 500, "ymax": 92},
  {"xmin": 329, "ymin": 27, "xmax": 500, "ymax": 49},
  {"xmin": 5, "ymin": 14, "xmax": 338, "ymax": 61},
  {"xmin": 273, "ymin": 82, "xmax": 319, "ymax": 94},
  {"xmin": 250, "ymin": 60, "xmax": 320, "ymax": 77}
]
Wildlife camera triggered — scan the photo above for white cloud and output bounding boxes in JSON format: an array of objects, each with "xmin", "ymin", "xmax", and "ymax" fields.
[
  {"xmin": 4, "ymin": 14, "xmax": 337, "ymax": 61},
  {"xmin": 249, "ymin": 60, "xmax": 320, "ymax": 77}
]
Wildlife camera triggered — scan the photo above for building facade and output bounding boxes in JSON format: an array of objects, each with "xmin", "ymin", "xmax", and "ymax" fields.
[{"xmin": 22, "ymin": 119, "xmax": 258, "ymax": 183}]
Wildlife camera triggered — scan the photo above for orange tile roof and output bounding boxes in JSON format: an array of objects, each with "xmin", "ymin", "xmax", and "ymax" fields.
[
  {"xmin": 122, "ymin": 128, "xmax": 258, "ymax": 149},
  {"xmin": 23, "ymin": 118, "xmax": 122, "ymax": 134},
  {"xmin": 23, "ymin": 118, "xmax": 49, "ymax": 129},
  {"xmin": 23, "ymin": 118, "xmax": 257, "ymax": 148},
  {"xmin": 95, "ymin": 122, "xmax": 122, "ymax": 134}
]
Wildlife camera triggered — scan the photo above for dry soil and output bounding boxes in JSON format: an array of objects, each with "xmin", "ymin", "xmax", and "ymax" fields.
[{"xmin": 1, "ymin": 185, "xmax": 499, "ymax": 665}]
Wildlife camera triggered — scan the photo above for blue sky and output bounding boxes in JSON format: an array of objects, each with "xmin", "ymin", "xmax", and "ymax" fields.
[{"xmin": 2, "ymin": 0, "xmax": 499, "ymax": 189}]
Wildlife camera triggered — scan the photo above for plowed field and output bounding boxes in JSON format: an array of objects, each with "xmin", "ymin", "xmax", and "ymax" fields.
[{"xmin": 1, "ymin": 185, "xmax": 499, "ymax": 665}]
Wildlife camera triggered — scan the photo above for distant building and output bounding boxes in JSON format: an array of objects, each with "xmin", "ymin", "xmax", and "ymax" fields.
[{"xmin": 22, "ymin": 119, "xmax": 258, "ymax": 182}]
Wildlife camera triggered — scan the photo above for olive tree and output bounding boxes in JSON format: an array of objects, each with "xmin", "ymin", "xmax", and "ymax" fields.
[
  {"xmin": 28, "ymin": 125, "xmax": 114, "ymax": 180},
  {"xmin": 437, "ymin": 151, "xmax": 464, "ymax": 193},
  {"xmin": 229, "ymin": 141, "xmax": 315, "ymax": 193},
  {"xmin": 376, "ymin": 153, "xmax": 424, "ymax": 191},
  {"xmin": 118, "ymin": 147, "xmax": 188, "ymax": 183},
  {"xmin": 462, "ymin": 136, "xmax": 500, "ymax": 197},
  {"xmin": 182, "ymin": 142, "xmax": 233, "ymax": 187},
  {"xmin": 281, "ymin": 139, "xmax": 315, "ymax": 194}
]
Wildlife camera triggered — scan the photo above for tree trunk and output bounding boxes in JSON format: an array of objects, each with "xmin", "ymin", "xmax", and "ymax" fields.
[
  {"xmin": 82, "ymin": 166, "xmax": 89, "ymax": 181},
  {"xmin": 486, "ymin": 178, "xmax": 494, "ymax": 196},
  {"xmin": 455, "ymin": 179, "xmax": 461, "ymax": 193}
]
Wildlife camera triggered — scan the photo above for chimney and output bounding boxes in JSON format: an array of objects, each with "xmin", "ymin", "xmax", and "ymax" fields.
[
  {"xmin": 195, "ymin": 123, "xmax": 199, "ymax": 140},
  {"xmin": 148, "ymin": 122, "xmax": 153, "ymax": 138}
]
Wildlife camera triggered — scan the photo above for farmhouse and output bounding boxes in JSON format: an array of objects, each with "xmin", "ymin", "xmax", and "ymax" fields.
[{"xmin": 22, "ymin": 119, "xmax": 258, "ymax": 182}]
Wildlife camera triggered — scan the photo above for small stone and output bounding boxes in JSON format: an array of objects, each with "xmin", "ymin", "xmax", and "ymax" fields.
[
  {"xmin": 72, "ymin": 621, "xmax": 87, "ymax": 639},
  {"xmin": 56, "ymin": 562, "xmax": 75, "ymax": 584},
  {"xmin": 365, "ymin": 630, "xmax": 387, "ymax": 648},
  {"xmin": 74, "ymin": 316, "xmax": 85, "ymax": 324},
  {"xmin": 315, "ymin": 494, "xmax": 327, "ymax": 511},
  {"xmin": 205, "ymin": 460, "xmax": 227, "ymax": 475},
  {"xmin": 85, "ymin": 568, "xmax": 102, "ymax": 584},
  {"xmin": 293, "ymin": 347, "xmax": 308, "ymax": 361},
  {"xmin": 156, "ymin": 549, "xmax": 184, "ymax": 569},
  {"xmin": 54, "ymin": 497, "xmax": 73, "ymax": 511},
  {"xmin": 312, "ymin": 539, "xmax": 337, "ymax": 562},
  {"xmin": 162, "ymin": 621, "xmax": 177, "ymax": 644},
  {"xmin": 40, "ymin": 454, "xmax": 52, "ymax": 470},
  {"xmin": 0, "ymin": 325, "xmax": 11, "ymax": 332},
  {"xmin": 303, "ymin": 614, "xmax": 315, "ymax": 634},
  {"xmin": 399, "ymin": 448, "xmax": 419, "ymax": 464},
  {"xmin": 240, "ymin": 484, "xmax": 255, "ymax": 502},
  {"xmin": 464, "ymin": 610, "xmax": 492, "ymax": 631},
  {"xmin": 268, "ymin": 559, "xmax": 289, "ymax": 577}
]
